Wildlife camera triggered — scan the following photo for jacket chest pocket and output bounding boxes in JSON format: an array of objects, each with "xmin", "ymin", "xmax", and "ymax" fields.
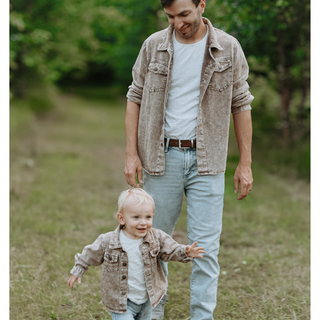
[
  {"xmin": 104, "ymin": 253, "xmax": 119, "ymax": 272},
  {"xmin": 146, "ymin": 62, "xmax": 168, "ymax": 92},
  {"xmin": 208, "ymin": 58, "xmax": 233, "ymax": 92},
  {"xmin": 149, "ymin": 246, "xmax": 160, "ymax": 264}
]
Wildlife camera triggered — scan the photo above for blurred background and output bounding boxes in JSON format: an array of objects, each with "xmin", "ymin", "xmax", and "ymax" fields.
[
  {"xmin": 10, "ymin": 0, "xmax": 310, "ymax": 170},
  {"xmin": 10, "ymin": 0, "xmax": 310, "ymax": 172},
  {"xmin": 10, "ymin": 0, "xmax": 310, "ymax": 319}
]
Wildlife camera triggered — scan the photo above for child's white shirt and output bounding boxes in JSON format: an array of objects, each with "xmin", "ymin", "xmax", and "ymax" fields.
[{"xmin": 119, "ymin": 229, "xmax": 149, "ymax": 304}]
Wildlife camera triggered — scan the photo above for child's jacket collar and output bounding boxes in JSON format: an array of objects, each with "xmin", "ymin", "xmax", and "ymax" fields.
[{"xmin": 109, "ymin": 224, "xmax": 156, "ymax": 249}]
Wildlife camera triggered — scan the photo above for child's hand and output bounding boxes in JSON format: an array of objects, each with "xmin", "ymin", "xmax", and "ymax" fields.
[
  {"xmin": 68, "ymin": 275, "xmax": 81, "ymax": 289},
  {"xmin": 186, "ymin": 241, "xmax": 205, "ymax": 258}
]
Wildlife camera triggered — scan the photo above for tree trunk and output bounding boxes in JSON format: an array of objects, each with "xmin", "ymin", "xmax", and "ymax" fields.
[
  {"xmin": 280, "ymin": 78, "xmax": 292, "ymax": 146},
  {"xmin": 297, "ymin": 76, "xmax": 309, "ymax": 130},
  {"xmin": 277, "ymin": 33, "xmax": 292, "ymax": 146}
]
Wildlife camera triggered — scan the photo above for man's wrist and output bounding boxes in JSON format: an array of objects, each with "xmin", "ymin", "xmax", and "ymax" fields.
[
  {"xmin": 238, "ymin": 159, "xmax": 252, "ymax": 167},
  {"xmin": 126, "ymin": 149, "xmax": 139, "ymax": 157}
]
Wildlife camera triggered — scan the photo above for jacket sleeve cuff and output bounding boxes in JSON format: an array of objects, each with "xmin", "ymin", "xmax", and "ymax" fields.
[
  {"xmin": 126, "ymin": 86, "xmax": 142, "ymax": 105},
  {"xmin": 181, "ymin": 245, "xmax": 194, "ymax": 263},
  {"xmin": 70, "ymin": 265, "xmax": 86, "ymax": 278},
  {"xmin": 231, "ymin": 104, "xmax": 252, "ymax": 115}
]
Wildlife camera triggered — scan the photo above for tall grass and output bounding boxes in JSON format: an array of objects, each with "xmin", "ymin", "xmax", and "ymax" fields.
[{"xmin": 10, "ymin": 88, "xmax": 309, "ymax": 319}]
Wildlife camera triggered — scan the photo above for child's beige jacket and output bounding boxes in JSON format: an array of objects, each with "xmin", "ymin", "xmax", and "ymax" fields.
[{"xmin": 70, "ymin": 225, "xmax": 192, "ymax": 313}]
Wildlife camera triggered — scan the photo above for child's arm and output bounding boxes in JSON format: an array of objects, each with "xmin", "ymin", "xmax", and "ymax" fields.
[
  {"xmin": 69, "ymin": 234, "xmax": 106, "ymax": 283},
  {"xmin": 157, "ymin": 230, "xmax": 205, "ymax": 263}
]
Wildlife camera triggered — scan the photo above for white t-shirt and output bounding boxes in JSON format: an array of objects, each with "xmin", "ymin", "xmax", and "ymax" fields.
[
  {"xmin": 164, "ymin": 27, "xmax": 208, "ymax": 140},
  {"xmin": 119, "ymin": 230, "xmax": 149, "ymax": 304}
]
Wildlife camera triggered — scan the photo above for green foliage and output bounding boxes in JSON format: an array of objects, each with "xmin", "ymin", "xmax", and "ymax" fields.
[
  {"xmin": 206, "ymin": 0, "xmax": 310, "ymax": 145},
  {"xmin": 10, "ymin": 0, "xmax": 163, "ymax": 97},
  {"xmin": 208, "ymin": 0, "xmax": 310, "ymax": 83}
]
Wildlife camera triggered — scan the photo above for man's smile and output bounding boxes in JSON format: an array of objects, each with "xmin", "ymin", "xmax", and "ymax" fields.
[{"xmin": 179, "ymin": 25, "xmax": 190, "ymax": 32}]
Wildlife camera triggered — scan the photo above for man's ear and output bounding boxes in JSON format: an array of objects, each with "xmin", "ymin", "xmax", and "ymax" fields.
[
  {"xmin": 200, "ymin": 0, "xmax": 206, "ymax": 13},
  {"xmin": 117, "ymin": 212, "xmax": 125, "ymax": 225}
]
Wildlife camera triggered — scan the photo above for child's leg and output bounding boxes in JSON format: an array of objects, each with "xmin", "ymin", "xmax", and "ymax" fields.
[
  {"xmin": 110, "ymin": 311, "xmax": 134, "ymax": 320},
  {"xmin": 135, "ymin": 299, "xmax": 152, "ymax": 320},
  {"xmin": 110, "ymin": 299, "xmax": 151, "ymax": 320}
]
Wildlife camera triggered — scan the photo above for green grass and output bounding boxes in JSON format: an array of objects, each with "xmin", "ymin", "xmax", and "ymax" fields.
[{"xmin": 10, "ymin": 89, "xmax": 309, "ymax": 319}]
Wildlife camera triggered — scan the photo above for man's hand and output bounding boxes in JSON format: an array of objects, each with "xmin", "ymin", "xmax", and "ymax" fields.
[
  {"xmin": 124, "ymin": 101, "xmax": 142, "ymax": 188},
  {"xmin": 233, "ymin": 110, "xmax": 253, "ymax": 200},
  {"xmin": 68, "ymin": 275, "xmax": 81, "ymax": 289},
  {"xmin": 124, "ymin": 154, "xmax": 143, "ymax": 188},
  {"xmin": 186, "ymin": 241, "xmax": 205, "ymax": 258},
  {"xmin": 234, "ymin": 164, "xmax": 253, "ymax": 200}
]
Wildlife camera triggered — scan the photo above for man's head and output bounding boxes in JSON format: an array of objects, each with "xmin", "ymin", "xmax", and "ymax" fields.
[
  {"xmin": 117, "ymin": 188, "xmax": 155, "ymax": 240},
  {"xmin": 161, "ymin": 0, "xmax": 206, "ymax": 41},
  {"xmin": 160, "ymin": 0, "xmax": 202, "ymax": 7}
]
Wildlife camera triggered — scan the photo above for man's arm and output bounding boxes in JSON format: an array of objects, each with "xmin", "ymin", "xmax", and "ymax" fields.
[
  {"xmin": 124, "ymin": 100, "xmax": 143, "ymax": 188},
  {"xmin": 233, "ymin": 109, "xmax": 253, "ymax": 200}
]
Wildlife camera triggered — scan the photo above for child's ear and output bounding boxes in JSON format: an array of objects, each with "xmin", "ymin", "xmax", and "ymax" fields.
[{"xmin": 117, "ymin": 212, "xmax": 125, "ymax": 225}]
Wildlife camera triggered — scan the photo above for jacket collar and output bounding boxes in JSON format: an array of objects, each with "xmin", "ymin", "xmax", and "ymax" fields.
[
  {"xmin": 157, "ymin": 17, "xmax": 223, "ymax": 52},
  {"xmin": 109, "ymin": 225, "xmax": 154, "ymax": 249}
]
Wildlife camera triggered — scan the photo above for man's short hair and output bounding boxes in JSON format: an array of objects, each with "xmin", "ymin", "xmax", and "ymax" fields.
[
  {"xmin": 160, "ymin": 0, "xmax": 201, "ymax": 8},
  {"xmin": 118, "ymin": 188, "xmax": 155, "ymax": 213}
]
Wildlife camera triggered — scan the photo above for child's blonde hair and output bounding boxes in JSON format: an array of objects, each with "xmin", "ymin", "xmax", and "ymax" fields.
[{"xmin": 118, "ymin": 188, "xmax": 155, "ymax": 213}]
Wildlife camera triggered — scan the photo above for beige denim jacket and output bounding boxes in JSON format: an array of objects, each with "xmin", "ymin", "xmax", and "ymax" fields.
[
  {"xmin": 70, "ymin": 225, "xmax": 192, "ymax": 313},
  {"xmin": 127, "ymin": 18, "xmax": 254, "ymax": 175}
]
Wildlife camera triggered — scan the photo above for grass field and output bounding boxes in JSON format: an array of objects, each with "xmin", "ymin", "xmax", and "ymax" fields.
[{"xmin": 10, "ymin": 90, "xmax": 310, "ymax": 319}]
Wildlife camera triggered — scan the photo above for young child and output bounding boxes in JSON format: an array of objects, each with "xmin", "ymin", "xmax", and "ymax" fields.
[{"xmin": 68, "ymin": 188, "xmax": 205, "ymax": 320}]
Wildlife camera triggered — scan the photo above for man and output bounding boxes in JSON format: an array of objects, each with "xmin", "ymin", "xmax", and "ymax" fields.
[{"xmin": 124, "ymin": 0, "xmax": 254, "ymax": 319}]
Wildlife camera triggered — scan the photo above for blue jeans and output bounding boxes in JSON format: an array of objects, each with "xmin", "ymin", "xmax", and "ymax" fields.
[
  {"xmin": 110, "ymin": 299, "xmax": 152, "ymax": 320},
  {"xmin": 144, "ymin": 146, "xmax": 225, "ymax": 320}
]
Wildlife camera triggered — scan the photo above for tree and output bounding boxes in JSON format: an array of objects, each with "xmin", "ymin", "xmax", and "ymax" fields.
[
  {"xmin": 208, "ymin": 0, "xmax": 310, "ymax": 144},
  {"xmin": 10, "ymin": 0, "xmax": 163, "ymax": 97}
]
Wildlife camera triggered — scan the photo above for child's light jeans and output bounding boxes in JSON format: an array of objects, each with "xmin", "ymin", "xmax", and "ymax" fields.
[{"xmin": 110, "ymin": 299, "xmax": 152, "ymax": 320}]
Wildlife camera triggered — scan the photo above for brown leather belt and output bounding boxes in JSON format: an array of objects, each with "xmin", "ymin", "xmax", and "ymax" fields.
[{"xmin": 165, "ymin": 138, "xmax": 196, "ymax": 148}]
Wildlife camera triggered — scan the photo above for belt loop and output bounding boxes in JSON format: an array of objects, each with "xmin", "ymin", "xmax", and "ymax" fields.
[
  {"xmin": 165, "ymin": 138, "xmax": 170, "ymax": 152},
  {"xmin": 191, "ymin": 139, "xmax": 194, "ymax": 148},
  {"xmin": 179, "ymin": 139, "xmax": 181, "ymax": 148}
]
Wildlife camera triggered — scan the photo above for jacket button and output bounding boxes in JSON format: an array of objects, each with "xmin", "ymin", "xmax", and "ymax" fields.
[
  {"xmin": 109, "ymin": 256, "xmax": 112, "ymax": 260},
  {"xmin": 122, "ymin": 262, "xmax": 127, "ymax": 266},
  {"xmin": 121, "ymin": 291, "xmax": 126, "ymax": 295},
  {"xmin": 154, "ymin": 67, "xmax": 158, "ymax": 71},
  {"xmin": 122, "ymin": 275, "xmax": 127, "ymax": 279}
]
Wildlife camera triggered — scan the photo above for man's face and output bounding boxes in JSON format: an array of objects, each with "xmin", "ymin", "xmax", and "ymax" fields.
[{"xmin": 164, "ymin": 0, "xmax": 205, "ymax": 40}]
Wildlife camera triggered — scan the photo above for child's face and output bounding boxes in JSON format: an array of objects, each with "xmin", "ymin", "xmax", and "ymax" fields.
[{"xmin": 117, "ymin": 197, "xmax": 154, "ymax": 240}]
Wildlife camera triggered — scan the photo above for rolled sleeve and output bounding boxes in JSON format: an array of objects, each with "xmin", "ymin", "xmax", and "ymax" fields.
[
  {"xmin": 231, "ymin": 41, "xmax": 254, "ymax": 114},
  {"xmin": 126, "ymin": 41, "xmax": 148, "ymax": 105}
]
